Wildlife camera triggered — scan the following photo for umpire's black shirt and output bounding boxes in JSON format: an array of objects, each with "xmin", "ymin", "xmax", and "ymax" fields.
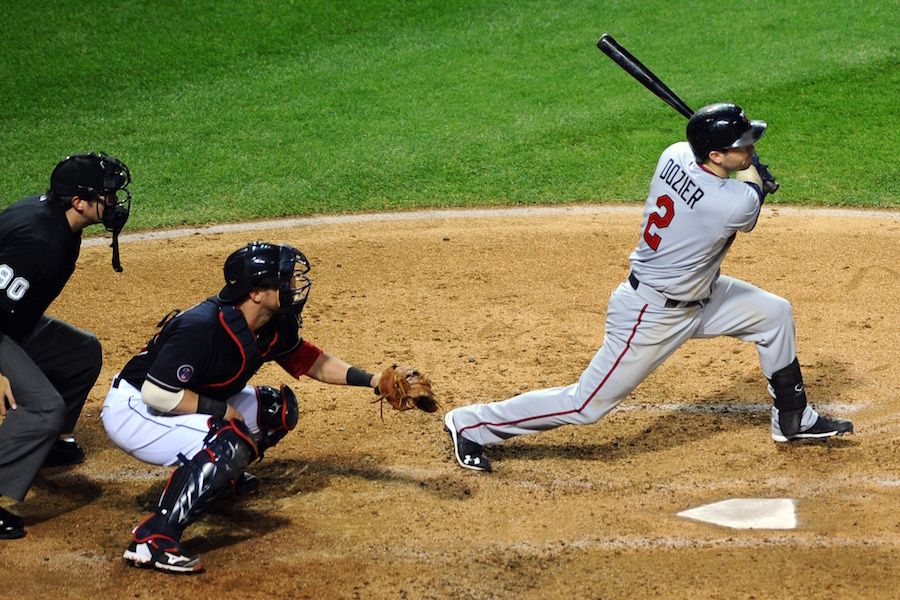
[{"xmin": 0, "ymin": 195, "xmax": 81, "ymax": 341}]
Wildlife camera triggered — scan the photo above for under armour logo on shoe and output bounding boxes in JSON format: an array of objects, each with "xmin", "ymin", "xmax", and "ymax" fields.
[
  {"xmin": 794, "ymin": 383, "xmax": 804, "ymax": 394},
  {"xmin": 464, "ymin": 455, "xmax": 483, "ymax": 466}
]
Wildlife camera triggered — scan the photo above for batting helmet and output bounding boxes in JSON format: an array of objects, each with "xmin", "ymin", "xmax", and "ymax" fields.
[
  {"xmin": 686, "ymin": 103, "xmax": 766, "ymax": 161},
  {"xmin": 218, "ymin": 241, "xmax": 311, "ymax": 325}
]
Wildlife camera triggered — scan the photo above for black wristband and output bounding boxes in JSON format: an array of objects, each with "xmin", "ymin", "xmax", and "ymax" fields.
[
  {"xmin": 346, "ymin": 366, "xmax": 375, "ymax": 387},
  {"xmin": 196, "ymin": 396, "xmax": 228, "ymax": 418}
]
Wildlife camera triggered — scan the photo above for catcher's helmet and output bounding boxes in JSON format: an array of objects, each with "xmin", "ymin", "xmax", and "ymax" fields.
[
  {"xmin": 686, "ymin": 103, "xmax": 766, "ymax": 161},
  {"xmin": 218, "ymin": 241, "xmax": 311, "ymax": 324}
]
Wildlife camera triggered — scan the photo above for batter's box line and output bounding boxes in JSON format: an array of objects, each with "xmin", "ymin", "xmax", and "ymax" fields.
[
  {"xmin": 618, "ymin": 401, "xmax": 862, "ymax": 414},
  {"xmin": 470, "ymin": 534, "xmax": 894, "ymax": 558}
]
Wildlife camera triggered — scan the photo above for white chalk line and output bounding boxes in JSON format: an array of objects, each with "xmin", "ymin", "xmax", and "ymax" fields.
[
  {"xmin": 383, "ymin": 534, "xmax": 897, "ymax": 564},
  {"xmin": 81, "ymin": 204, "xmax": 900, "ymax": 247},
  {"xmin": 618, "ymin": 401, "xmax": 861, "ymax": 414}
]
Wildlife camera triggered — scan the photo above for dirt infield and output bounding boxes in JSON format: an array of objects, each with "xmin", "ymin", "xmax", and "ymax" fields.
[{"xmin": 2, "ymin": 205, "xmax": 899, "ymax": 599}]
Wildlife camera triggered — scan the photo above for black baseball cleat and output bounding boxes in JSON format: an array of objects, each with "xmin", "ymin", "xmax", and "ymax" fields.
[
  {"xmin": 42, "ymin": 437, "xmax": 85, "ymax": 468},
  {"xmin": 233, "ymin": 471, "xmax": 260, "ymax": 496},
  {"xmin": 445, "ymin": 410, "xmax": 492, "ymax": 472},
  {"xmin": 772, "ymin": 414, "xmax": 854, "ymax": 443},
  {"xmin": 0, "ymin": 505, "xmax": 25, "ymax": 540}
]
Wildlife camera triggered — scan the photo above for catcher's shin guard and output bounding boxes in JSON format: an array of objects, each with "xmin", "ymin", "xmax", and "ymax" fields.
[
  {"xmin": 769, "ymin": 358, "xmax": 807, "ymax": 437},
  {"xmin": 147, "ymin": 418, "xmax": 259, "ymax": 540}
]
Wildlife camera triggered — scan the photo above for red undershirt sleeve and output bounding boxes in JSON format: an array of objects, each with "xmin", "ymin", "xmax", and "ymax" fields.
[{"xmin": 276, "ymin": 339, "xmax": 324, "ymax": 378}]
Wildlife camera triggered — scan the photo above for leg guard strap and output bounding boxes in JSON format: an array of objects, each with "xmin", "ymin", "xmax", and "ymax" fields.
[{"xmin": 769, "ymin": 358, "xmax": 807, "ymax": 436}]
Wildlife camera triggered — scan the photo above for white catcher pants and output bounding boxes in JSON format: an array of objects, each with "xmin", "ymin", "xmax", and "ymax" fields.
[
  {"xmin": 452, "ymin": 275, "xmax": 811, "ymax": 446},
  {"xmin": 101, "ymin": 378, "xmax": 265, "ymax": 467}
]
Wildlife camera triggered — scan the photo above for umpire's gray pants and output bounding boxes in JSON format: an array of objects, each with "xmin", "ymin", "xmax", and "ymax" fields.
[{"xmin": 0, "ymin": 317, "xmax": 102, "ymax": 501}]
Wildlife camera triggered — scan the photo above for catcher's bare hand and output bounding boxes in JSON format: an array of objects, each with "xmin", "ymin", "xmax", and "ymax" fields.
[{"xmin": 372, "ymin": 365, "xmax": 439, "ymax": 417}]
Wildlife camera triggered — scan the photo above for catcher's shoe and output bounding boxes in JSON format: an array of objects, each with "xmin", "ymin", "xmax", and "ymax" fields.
[
  {"xmin": 445, "ymin": 411, "xmax": 492, "ymax": 472},
  {"xmin": 772, "ymin": 414, "xmax": 853, "ymax": 443},
  {"xmin": 124, "ymin": 529, "xmax": 203, "ymax": 574},
  {"xmin": 234, "ymin": 471, "xmax": 260, "ymax": 496}
]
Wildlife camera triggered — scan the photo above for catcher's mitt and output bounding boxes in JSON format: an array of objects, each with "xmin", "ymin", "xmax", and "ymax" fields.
[{"xmin": 373, "ymin": 365, "xmax": 438, "ymax": 417}]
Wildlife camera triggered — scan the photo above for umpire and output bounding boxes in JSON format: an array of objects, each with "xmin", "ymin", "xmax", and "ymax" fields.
[{"xmin": 0, "ymin": 152, "xmax": 132, "ymax": 539}]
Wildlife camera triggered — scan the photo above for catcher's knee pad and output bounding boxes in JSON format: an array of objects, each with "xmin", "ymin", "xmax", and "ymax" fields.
[
  {"xmin": 255, "ymin": 384, "xmax": 298, "ymax": 456},
  {"xmin": 153, "ymin": 418, "xmax": 259, "ymax": 537},
  {"xmin": 769, "ymin": 358, "xmax": 807, "ymax": 436}
]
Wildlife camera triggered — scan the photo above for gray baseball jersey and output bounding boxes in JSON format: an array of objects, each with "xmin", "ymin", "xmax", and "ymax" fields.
[{"xmin": 630, "ymin": 141, "xmax": 760, "ymax": 300}]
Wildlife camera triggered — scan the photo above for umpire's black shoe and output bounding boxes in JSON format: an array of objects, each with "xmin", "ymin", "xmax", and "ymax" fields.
[
  {"xmin": 42, "ymin": 437, "xmax": 86, "ymax": 468},
  {"xmin": 772, "ymin": 415, "xmax": 854, "ymax": 443},
  {"xmin": 445, "ymin": 410, "xmax": 492, "ymax": 472},
  {"xmin": 0, "ymin": 505, "xmax": 25, "ymax": 540}
]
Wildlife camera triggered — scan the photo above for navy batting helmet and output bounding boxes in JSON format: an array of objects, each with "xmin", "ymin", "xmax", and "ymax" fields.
[{"xmin": 686, "ymin": 103, "xmax": 766, "ymax": 161}]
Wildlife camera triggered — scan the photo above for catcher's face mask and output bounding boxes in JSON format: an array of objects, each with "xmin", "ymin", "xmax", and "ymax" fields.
[{"xmin": 278, "ymin": 245, "xmax": 311, "ymax": 327}]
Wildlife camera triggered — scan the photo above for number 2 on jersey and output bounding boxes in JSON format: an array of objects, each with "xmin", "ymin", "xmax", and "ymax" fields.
[{"xmin": 643, "ymin": 195, "xmax": 675, "ymax": 251}]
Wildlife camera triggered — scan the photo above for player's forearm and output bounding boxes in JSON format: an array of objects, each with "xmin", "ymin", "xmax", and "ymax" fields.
[
  {"xmin": 140, "ymin": 381, "xmax": 239, "ymax": 419},
  {"xmin": 306, "ymin": 352, "xmax": 378, "ymax": 388}
]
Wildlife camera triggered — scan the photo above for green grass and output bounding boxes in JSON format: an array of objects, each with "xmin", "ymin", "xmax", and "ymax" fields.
[{"xmin": 1, "ymin": 0, "xmax": 898, "ymax": 229}]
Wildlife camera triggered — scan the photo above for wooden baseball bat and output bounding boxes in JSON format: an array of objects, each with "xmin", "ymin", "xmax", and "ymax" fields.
[{"xmin": 596, "ymin": 33, "xmax": 694, "ymax": 119}]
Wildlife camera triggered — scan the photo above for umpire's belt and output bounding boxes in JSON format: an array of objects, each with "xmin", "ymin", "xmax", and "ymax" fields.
[{"xmin": 628, "ymin": 272, "xmax": 704, "ymax": 309}]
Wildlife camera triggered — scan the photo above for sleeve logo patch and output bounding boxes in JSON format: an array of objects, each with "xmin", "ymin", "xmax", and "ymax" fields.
[{"xmin": 176, "ymin": 364, "xmax": 194, "ymax": 383}]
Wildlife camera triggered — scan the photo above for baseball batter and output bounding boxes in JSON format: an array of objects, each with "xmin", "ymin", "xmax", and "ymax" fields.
[
  {"xmin": 101, "ymin": 241, "xmax": 393, "ymax": 574},
  {"xmin": 445, "ymin": 103, "xmax": 853, "ymax": 472}
]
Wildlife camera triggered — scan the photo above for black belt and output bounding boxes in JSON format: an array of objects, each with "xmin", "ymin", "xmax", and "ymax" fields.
[{"xmin": 628, "ymin": 273, "xmax": 703, "ymax": 309}]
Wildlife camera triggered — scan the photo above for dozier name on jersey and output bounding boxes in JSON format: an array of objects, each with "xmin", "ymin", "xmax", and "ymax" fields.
[{"xmin": 659, "ymin": 158, "xmax": 704, "ymax": 209}]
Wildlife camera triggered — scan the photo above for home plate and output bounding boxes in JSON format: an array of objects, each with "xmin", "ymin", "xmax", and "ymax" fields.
[{"xmin": 677, "ymin": 498, "xmax": 796, "ymax": 530}]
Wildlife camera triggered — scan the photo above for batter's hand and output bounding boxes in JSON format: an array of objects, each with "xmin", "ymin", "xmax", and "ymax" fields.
[
  {"xmin": 0, "ymin": 371, "xmax": 16, "ymax": 416},
  {"xmin": 752, "ymin": 153, "xmax": 780, "ymax": 195}
]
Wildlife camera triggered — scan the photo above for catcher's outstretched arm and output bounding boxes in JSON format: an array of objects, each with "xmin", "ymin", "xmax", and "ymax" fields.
[{"xmin": 305, "ymin": 352, "xmax": 376, "ymax": 387}]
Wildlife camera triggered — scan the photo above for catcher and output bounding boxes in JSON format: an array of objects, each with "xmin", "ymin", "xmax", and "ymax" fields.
[{"xmin": 100, "ymin": 241, "xmax": 436, "ymax": 574}]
